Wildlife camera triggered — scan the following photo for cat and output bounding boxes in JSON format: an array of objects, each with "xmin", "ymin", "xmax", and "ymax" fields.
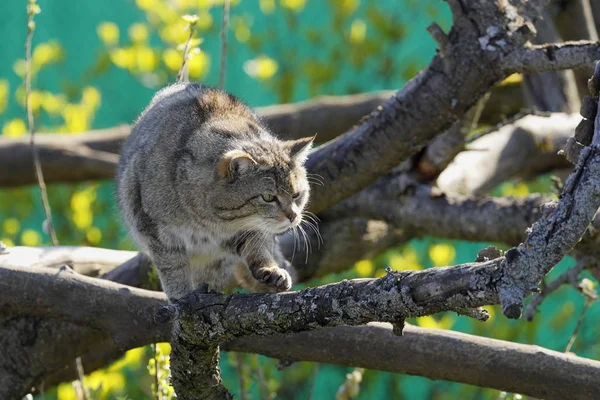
[{"xmin": 116, "ymin": 82, "xmax": 314, "ymax": 301}]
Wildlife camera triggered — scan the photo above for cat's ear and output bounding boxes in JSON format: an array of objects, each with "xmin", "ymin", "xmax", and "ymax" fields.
[
  {"xmin": 286, "ymin": 135, "xmax": 315, "ymax": 164},
  {"xmin": 217, "ymin": 150, "xmax": 256, "ymax": 180}
]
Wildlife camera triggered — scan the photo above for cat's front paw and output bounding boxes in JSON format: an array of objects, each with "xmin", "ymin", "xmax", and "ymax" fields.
[{"xmin": 254, "ymin": 266, "xmax": 292, "ymax": 291}]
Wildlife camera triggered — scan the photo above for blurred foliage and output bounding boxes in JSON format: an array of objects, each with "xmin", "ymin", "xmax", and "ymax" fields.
[{"xmin": 0, "ymin": 0, "xmax": 598, "ymax": 399}]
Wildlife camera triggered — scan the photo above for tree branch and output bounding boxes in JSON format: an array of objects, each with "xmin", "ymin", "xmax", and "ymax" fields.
[
  {"xmin": 506, "ymin": 41, "xmax": 600, "ymax": 74},
  {"xmin": 0, "ymin": 92, "xmax": 393, "ymax": 187},
  {"xmin": 437, "ymin": 112, "xmax": 578, "ymax": 196},
  {"xmin": 225, "ymin": 323, "xmax": 600, "ymax": 400}
]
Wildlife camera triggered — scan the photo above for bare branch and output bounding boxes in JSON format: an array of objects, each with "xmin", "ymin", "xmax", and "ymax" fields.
[
  {"xmin": 0, "ymin": 92, "xmax": 393, "ymax": 187},
  {"xmin": 438, "ymin": 113, "xmax": 578, "ymax": 196},
  {"xmin": 506, "ymin": 41, "xmax": 600, "ymax": 75},
  {"xmin": 225, "ymin": 323, "xmax": 600, "ymax": 400}
]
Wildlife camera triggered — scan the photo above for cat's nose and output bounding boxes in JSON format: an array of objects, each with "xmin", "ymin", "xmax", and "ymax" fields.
[{"xmin": 287, "ymin": 212, "xmax": 297, "ymax": 222}]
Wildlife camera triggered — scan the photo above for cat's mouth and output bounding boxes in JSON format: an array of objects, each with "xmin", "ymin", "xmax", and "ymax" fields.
[{"xmin": 272, "ymin": 217, "xmax": 301, "ymax": 234}]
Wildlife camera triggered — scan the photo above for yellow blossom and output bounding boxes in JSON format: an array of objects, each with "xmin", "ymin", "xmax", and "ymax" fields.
[
  {"xmin": 349, "ymin": 19, "xmax": 366, "ymax": 45},
  {"xmin": 3, "ymin": 218, "xmax": 20, "ymax": 235},
  {"xmin": 21, "ymin": 229, "xmax": 41, "ymax": 246},
  {"xmin": 86, "ymin": 226, "xmax": 102, "ymax": 244},
  {"xmin": 1, "ymin": 238, "xmax": 14, "ymax": 247},
  {"xmin": 187, "ymin": 51, "xmax": 210, "ymax": 79},
  {"xmin": 260, "ymin": 0, "xmax": 276, "ymax": 14},
  {"xmin": 0, "ymin": 80, "xmax": 9, "ymax": 113},
  {"xmin": 354, "ymin": 259, "xmax": 373, "ymax": 277},
  {"xmin": 129, "ymin": 23, "xmax": 149, "ymax": 44},
  {"xmin": 281, "ymin": 0, "xmax": 306, "ymax": 12},
  {"xmin": 2, "ymin": 119, "xmax": 27, "ymax": 138},
  {"xmin": 82, "ymin": 87, "xmax": 101, "ymax": 109},
  {"xmin": 163, "ymin": 48, "xmax": 182, "ymax": 71},
  {"xmin": 428, "ymin": 243, "xmax": 456, "ymax": 267},
  {"xmin": 243, "ymin": 55, "xmax": 278, "ymax": 80},
  {"xmin": 98, "ymin": 22, "xmax": 120, "ymax": 45}
]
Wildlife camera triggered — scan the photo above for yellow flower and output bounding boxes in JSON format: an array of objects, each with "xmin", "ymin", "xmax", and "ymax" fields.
[
  {"xmin": 416, "ymin": 314, "xmax": 454, "ymax": 330},
  {"xmin": 243, "ymin": 55, "xmax": 278, "ymax": 80},
  {"xmin": 41, "ymin": 92, "xmax": 66, "ymax": 115},
  {"xmin": 0, "ymin": 79, "xmax": 9, "ymax": 114},
  {"xmin": 109, "ymin": 47, "xmax": 136, "ymax": 69},
  {"xmin": 86, "ymin": 226, "xmax": 102, "ymax": 244},
  {"xmin": 3, "ymin": 218, "xmax": 20, "ymax": 235},
  {"xmin": 57, "ymin": 382, "xmax": 78, "ymax": 400},
  {"xmin": 187, "ymin": 51, "xmax": 210, "ymax": 79},
  {"xmin": 260, "ymin": 0, "xmax": 276, "ymax": 14},
  {"xmin": 428, "ymin": 243, "xmax": 456, "ymax": 267},
  {"xmin": 13, "ymin": 59, "xmax": 26, "ymax": 78},
  {"xmin": 163, "ymin": 48, "xmax": 182, "ymax": 71},
  {"xmin": 197, "ymin": 0, "xmax": 214, "ymax": 8},
  {"xmin": 159, "ymin": 20, "xmax": 189, "ymax": 45},
  {"xmin": 109, "ymin": 346, "xmax": 146, "ymax": 372},
  {"xmin": 233, "ymin": 18, "xmax": 251, "ymax": 43},
  {"xmin": 2, "ymin": 119, "xmax": 27, "ymax": 138},
  {"xmin": 135, "ymin": 47, "xmax": 158, "ymax": 72},
  {"xmin": 136, "ymin": 0, "xmax": 157, "ymax": 10},
  {"xmin": 33, "ymin": 42, "xmax": 61, "ymax": 66},
  {"xmin": 97, "ymin": 22, "xmax": 120, "ymax": 45},
  {"xmin": 501, "ymin": 182, "xmax": 529, "ymax": 197},
  {"xmin": 82, "ymin": 87, "xmax": 101, "ymax": 109},
  {"xmin": 1, "ymin": 238, "xmax": 14, "ymax": 247},
  {"xmin": 197, "ymin": 11, "xmax": 213, "ymax": 30},
  {"xmin": 21, "ymin": 229, "xmax": 41, "ymax": 246},
  {"xmin": 281, "ymin": 0, "xmax": 306, "ymax": 12},
  {"xmin": 73, "ymin": 211, "xmax": 93, "ymax": 230},
  {"xmin": 349, "ymin": 19, "xmax": 366, "ymax": 45},
  {"xmin": 62, "ymin": 104, "xmax": 90, "ymax": 133},
  {"xmin": 28, "ymin": 90, "xmax": 42, "ymax": 113},
  {"xmin": 388, "ymin": 250, "xmax": 422, "ymax": 271},
  {"xmin": 354, "ymin": 259, "xmax": 373, "ymax": 277},
  {"xmin": 129, "ymin": 23, "xmax": 149, "ymax": 44}
]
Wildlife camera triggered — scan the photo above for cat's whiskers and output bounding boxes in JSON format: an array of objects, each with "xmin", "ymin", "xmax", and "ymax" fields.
[
  {"xmin": 301, "ymin": 218, "xmax": 322, "ymax": 249},
  {"xmin": 297, "ymin": 223, "xmax": 311, "ymax": 264}
]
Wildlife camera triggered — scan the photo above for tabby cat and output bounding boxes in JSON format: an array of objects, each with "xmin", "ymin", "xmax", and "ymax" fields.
[{"xmin": 117, "ymin": 82, "xmax": 314, "ymax": 301}]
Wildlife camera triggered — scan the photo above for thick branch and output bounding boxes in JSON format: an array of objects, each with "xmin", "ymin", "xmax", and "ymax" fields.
[
  {"xmin": 326, "ymin": 178, "xmax": 545, "ymax": 246},
  {"xmin": 0, "ymin": 92, "xmax": 393, "ymax": 187},
  {"xmin": 438, "ymin": 112, "xmax": 578, "ymax": 196},
  {"xmin": 506, "ymin": 41, "xmax": 600, "ymax": 74},
  {"xmin": 225, "ymin": 323, "xmax": 600, "ymax": 400}
]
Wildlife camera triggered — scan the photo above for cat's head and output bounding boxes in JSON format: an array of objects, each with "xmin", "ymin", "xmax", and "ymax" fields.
[{"xmin": 211, "ymin": 135, "xmax": 314, "ymax": 234}]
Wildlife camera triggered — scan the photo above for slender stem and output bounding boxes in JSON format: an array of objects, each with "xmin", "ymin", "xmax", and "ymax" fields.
[
  {"xmin": 177, "ymin": 20, "xmax": 196, "ymax": 83},
  {"xmin": 219, "ymin": 0, "xmax": 230, "ymax": 90},
  {"xmin": 565, "ymin": 302, "xmax": 590, "ymax": 353},
  {"xmin": 74, "ymin": 357, "xmax": 90, "ymax": 400},
  {"xmin": 25, "ymin": 0, "xmax": 58, "ymax": 246},
  {"xmin": 235, "ymin": 353, "xmax": 247, "ymax": 400},
  {"xmin": 151, "ymin": 344, "xmax": 162, "ymax": 400}
]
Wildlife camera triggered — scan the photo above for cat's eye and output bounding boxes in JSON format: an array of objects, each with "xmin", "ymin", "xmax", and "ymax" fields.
[
  {"xmin": 262, "ymin": 193, "xmax": 276, "ymax": 202},
  {"xmin": 292, "ymin": 192, "xmax": 300, "ymax": 199}
]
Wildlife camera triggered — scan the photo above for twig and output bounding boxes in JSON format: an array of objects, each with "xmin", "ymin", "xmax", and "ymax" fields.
[
  {"xmin": 74, "ymin": 357, "xmax": 90, "ymax": 400},
  {"xmin": 234, "ymin": 353, "xmax": 247, "ymax": 400},
  {"xmin": 219, "ymin": 0, "xmax": 230, "ymax": 90},
  {"xmin": 26, "ymin": 2, "xmax": 90, "ymax": 398},
  {"xmin": 524, "ymin": 260, "xmax": 586, "ymax": 321},
  {"xmin": 24, "ymin": 0, "xmax": 58, "ymax": 247},
  {"xmin": 177, "ymin": 16, "xmax": 198, "ymax": 83},
  {"xmin": 151, "ymin": 343, "xmax": 162, "ymax": 400},
  {"xmin": 565, "ymin": 302, "xmax": 590, "ymax": 353}
]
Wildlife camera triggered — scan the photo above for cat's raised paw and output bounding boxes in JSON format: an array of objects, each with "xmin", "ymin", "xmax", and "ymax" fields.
[{"xmin": 256, "ymin": 267, "xmax": 292, "ymax": 291}]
